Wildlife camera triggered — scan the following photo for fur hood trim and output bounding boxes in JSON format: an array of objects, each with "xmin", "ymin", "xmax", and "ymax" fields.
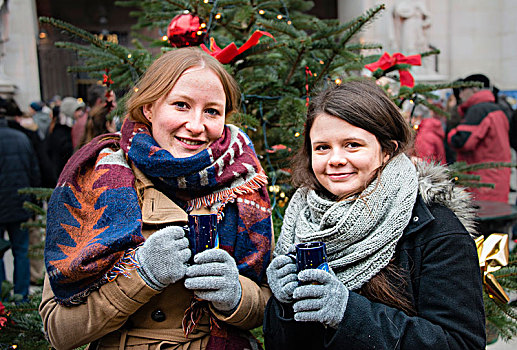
[{"xmin": 415, "ymin": 161, "xmax": 478, "ymax": 236}]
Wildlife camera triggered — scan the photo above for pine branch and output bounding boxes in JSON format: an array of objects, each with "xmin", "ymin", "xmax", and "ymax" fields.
[
  {"xmin": 39, "ymin": 16, "xmax": 149, "ymax": 86},
  {"xmin": 449, "ymin": 162, "xmax": 516, "ymax": 173}
]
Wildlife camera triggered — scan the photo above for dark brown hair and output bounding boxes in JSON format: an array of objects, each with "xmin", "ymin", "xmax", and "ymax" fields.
[{"xmin": 292, "ymin": 78, "xmax": 415, "ymax": 314}]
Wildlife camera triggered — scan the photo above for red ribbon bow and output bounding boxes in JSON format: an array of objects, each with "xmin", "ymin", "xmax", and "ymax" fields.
[
  {"xmin": 201, "ymin": 30, "xmax": 275, "ymax": 64},
  {"xmin": 364, "ymin": 52, "xmax": 421, "ymax": 88}
]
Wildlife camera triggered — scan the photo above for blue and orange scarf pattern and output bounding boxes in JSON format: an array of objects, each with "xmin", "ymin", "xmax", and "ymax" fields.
[{"xmin": 45, "ymin": 119, "xmax": 272, "ymax": 305}]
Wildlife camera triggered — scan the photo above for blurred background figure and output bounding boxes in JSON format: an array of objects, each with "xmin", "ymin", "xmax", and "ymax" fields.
[
  {"xmin": 0, "ymin": 97, "xmax": 40, "ymax": 302},
  {"xmin": 75, "ymin": 85, "xmax": 117, "ymax": 150},
  {"xmin": 443, "ymin": 84, "xmax": 464, "ymax": 164},
  {"xmin": 77, "ymin": 100, "xmax": 117, "ymax": 149},
  {"xmin": 448, "ymin": 73, "xmax": 511, "ymax": 202},
  {"xmin": 412, "ymin": 103, "xmax": 446, "ymax": 164},
  {"xmin": 28, "ymin": 101, "xmax": 51, "ymax": 141},
  {"xmin": 72, "ymin": 85, "xmax": 115, "ymax": 150},
  {"xmin": 46, "ymin": 96, "xmax": 84, "ymax": 182}
]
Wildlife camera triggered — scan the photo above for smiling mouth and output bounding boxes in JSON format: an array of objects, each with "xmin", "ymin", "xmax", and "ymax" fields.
[
  {"xmin": 328, "ymin": 172, "xmax": 354, "ymax": 179},
  {"xmin": 176, "ymin": 137, "xmax": 206, "ymax": 146}
]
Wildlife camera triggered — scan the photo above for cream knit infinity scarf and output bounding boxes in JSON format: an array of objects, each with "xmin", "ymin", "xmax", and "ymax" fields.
[{"xmin": 275, "ymin": 154, "xmax": 418, "ymax": 290}]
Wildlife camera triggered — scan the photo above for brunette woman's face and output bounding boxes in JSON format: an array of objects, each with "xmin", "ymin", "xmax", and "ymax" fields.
[
  {"xmin": 310, "ymin": 113, "xmax": 389, "ymax": 198},
  {"xmin": 143, "ymin": 66, "xmax": 226, "ymax": 158}
]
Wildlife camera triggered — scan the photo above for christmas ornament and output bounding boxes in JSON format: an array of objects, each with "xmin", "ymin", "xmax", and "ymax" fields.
[
  {"xmin": 167, "ymin": 13, "xmax": 207, "ymax": 48},
  {"xmin": 364, "ymin": 52, "xmax": 421, "ymax": 88},
  {"xmin": 201, "ymin": 30, "xmax": 274, "ymax": 64},
  {"xmin": 475, "ymin": 233, "xmax": 510, "ymax": 303},
  {"xmin": 103, "ymin": 68, "xmax": 115, "ymax": 112}
]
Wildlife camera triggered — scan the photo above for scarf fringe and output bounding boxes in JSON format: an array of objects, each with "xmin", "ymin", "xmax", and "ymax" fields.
[
  {"xmin": 186, "ymin": 173, "xmax": 269, "ymax": 219},
  {"xmin": 104, "ymin": 245, "xmax": 141, "ymax": 282},
  {"xmin": 54, "ymin": 246, "xmax": 140, "ymax": 306},
  {"xmin": 182, "ymin": 297, "xmax": 221, "ymax": 338}
]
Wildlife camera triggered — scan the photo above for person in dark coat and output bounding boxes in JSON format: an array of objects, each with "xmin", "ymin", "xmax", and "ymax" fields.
[
  {"xmin": 264, "ymin": 80, "xmax": 485, "ymax": 350},
  {"xmin": 46, "ymin": 96, "xmax": 84, "ymax": 183},
  {"xmin": 0, "ymin": 98, "xmax": 41, "ymax": 301},
  {"xmin": 4, "ymin": 99, "xmax": 57, "ymax": 188}
]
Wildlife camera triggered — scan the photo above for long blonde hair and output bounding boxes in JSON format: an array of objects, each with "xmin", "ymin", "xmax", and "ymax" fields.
[{"xmin": 126, "ymin": 47, "xmax": 240, "ymax": 126}]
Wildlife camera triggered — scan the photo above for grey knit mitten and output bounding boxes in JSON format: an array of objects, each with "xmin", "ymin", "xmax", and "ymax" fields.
[
  {"xmin": 135, "ymin": 226, "xmax": 191, "ymax": 290},
  {"xmin": 184, "ymin": 248, "xmax": 242, "ymax": 312},
  {"xmin": 293, "ymin": 268, "xmax": 349, "ymax": 329},
  {"xmin": 266, "ymin": 254, "xmax": 298, "ymax": 304}
]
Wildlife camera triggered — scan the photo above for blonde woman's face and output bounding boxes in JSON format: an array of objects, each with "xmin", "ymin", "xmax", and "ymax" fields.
[
  {"xmin": 310, "ymin": 113, "xmax": 388, "ymax": 198},
  {"xmin": 143, "ymin": 66, "xmax": 226, "ymax": 158}
]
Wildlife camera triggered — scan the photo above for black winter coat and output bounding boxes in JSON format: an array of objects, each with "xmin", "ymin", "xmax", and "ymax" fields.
[
  {"xmin": 0, "ymin": 118, "xmax": 41, "ymax": 223},
  {"xmin": 263, "ymin": 196, "xmax": 485, "ymax": 350},
  {"xmin": 46, "ymin": 123, "xmax": 73, "ymax": 182}
]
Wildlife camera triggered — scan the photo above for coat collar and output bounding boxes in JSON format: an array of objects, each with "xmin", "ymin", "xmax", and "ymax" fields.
[{"xmin": 404, "ymin": 195, "xmax": 434, "ymax": 237}]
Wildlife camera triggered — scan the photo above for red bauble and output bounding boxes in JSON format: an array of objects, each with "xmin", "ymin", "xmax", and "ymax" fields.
[{"xmin": 167, "ymin": 13, "xmax": 207, "ymax": 48}]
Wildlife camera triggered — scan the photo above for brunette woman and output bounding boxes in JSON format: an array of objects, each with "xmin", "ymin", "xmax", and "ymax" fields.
[{"xmin": 264, "ymin": 79, "xmax": 485, "ymax": 349}]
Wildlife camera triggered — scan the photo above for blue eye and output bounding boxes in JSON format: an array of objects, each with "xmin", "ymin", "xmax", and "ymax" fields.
[
  {"xmin": 173, "ymin": 101, "xmax": 189, "ymax": 109},
  {"xmin": 205, "ymin": 108, "xmax": 221, "ymax": 116}
]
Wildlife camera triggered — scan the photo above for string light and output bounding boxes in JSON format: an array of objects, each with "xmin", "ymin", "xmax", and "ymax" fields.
[
  {"xmin": 319, "ymin": 60, "xmax": 324, "ymax": 64},
  {"xmin": 287, "ymin": 20, "xmax": 292, "ymax": 25},
  {"xmin": 279, "ymin": 192, "xmax": 285, "ymax": 198},
  {"xmin": 183, "ymin": 10, "xmax": 190, "ymax": 14},
  {"xmin": 197, "ymin": 30, "xmax": 203, "ymax": 35},
  {"xmin": 134, "ymin": 87, "xmax": 139, "ymax": 92},
  {"xmin": 277, "ymin": 14, "xmax": 283, "ymax": 20},
  {"xmin": 294, "ymin": 132, "xmax": 300, "ymax": 137},
  {"xmin": 268, "ymin": 185, "xmax": 281, "ymax": 193},
  {"xmin": 204, "ymin": 0, "xmax": 209, "ymax": 3},
  {"xmin": 259, "ymin": 9, "xmax": 265, "ymax": 15},
  {"xmin": 162, "ymin": 35, "xmax": 168, "ymax": 41},
  {"xmin": 215, "ymin": 13, "xmax": 222, "ymax": 19},
  {"xmin": 335, "ymin": 78, "xmax": 342, "ymax": 85},
  {"xmin": 200, "ymin": 23, "xmax": 206, "ymax": 28},
  {"xmin": 39, "ymin": 31, "xmax": 47, "ymax": 39},
  {"xmin": 127, "ymin": 54, "xmax": 132, "ymax": 59}
]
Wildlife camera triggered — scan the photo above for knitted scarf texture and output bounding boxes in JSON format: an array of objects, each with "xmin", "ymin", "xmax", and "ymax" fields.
[
  {"xmin": 275, "ymin": 154, "xmax": 418, "ymax": 291},
  {"xmin": 45, "ymin": 119, "xmax": 272, "ymax": 305}
]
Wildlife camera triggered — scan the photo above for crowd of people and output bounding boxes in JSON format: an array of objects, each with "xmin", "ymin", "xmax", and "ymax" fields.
[
  {"xmin": 0, "ymin": 46, "xmax": 515, "ymax": 349},
  {"xmin": 0, "ymin": 84, "xmax": 117, "ymax": 302}
]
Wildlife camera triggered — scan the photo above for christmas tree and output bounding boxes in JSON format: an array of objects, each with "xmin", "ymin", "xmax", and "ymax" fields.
[{"xmin": 4, "ymin": 0, "xmax": 510, "ymax": 347}]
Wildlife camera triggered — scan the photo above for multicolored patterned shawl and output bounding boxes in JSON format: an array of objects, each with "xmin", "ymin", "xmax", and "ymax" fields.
[{"xmin": 45, "ymin": 119, "xmax": 272, "ymax": 305}]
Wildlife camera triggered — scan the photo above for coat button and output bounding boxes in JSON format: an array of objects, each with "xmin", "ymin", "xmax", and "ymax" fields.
[
  {"xmin": 413, "ymin": 216, "xmax": 419, "ymax": 222},
  {"xmin": 151, "ymin": 309, "xmax": 166, "ymax": 322}
]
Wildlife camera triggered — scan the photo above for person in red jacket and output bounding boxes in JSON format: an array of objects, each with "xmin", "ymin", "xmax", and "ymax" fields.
[
  {"xmin": 448, "ymin": 74, "xmax": 511, "ymax": 202},
  {"xmin": 413, "ymin": 104, "xmax": 446, "ymax": 164}
]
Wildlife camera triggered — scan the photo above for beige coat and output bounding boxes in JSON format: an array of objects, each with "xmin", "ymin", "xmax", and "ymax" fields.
[{"xmin": 39, "ymin": 167, "xmax": 272, "ymax": 350}]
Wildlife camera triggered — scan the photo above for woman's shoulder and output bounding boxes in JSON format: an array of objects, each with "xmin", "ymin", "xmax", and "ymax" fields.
[
  {"xmin": 415, "ymin": 160, "xmax": 477, "ymax": 235},
  {"xmin": 57, "ymin": 133, "xmax": 123, "ymax": 185},
  {"xmin": 402, "ymin": 196, "xmax": 474, "ymax": 248}
]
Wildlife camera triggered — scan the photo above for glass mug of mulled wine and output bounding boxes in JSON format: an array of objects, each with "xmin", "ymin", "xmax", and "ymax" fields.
[
  {"xmin": 184, "ymin": 213, "xmax": 219, "ymax": 263},
  {"xmin": 293, "ymin": 241, "xmax": 329, "ymax": 273}
]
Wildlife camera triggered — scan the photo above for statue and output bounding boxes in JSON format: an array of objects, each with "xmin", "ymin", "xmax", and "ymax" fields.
[
  {"xmin": 392, "ymin": 0, "xmax": 431, "ymax": 54},
  {"xmin": 392, "ymin": 0, "xmax": 437, "ymax": 77}
]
